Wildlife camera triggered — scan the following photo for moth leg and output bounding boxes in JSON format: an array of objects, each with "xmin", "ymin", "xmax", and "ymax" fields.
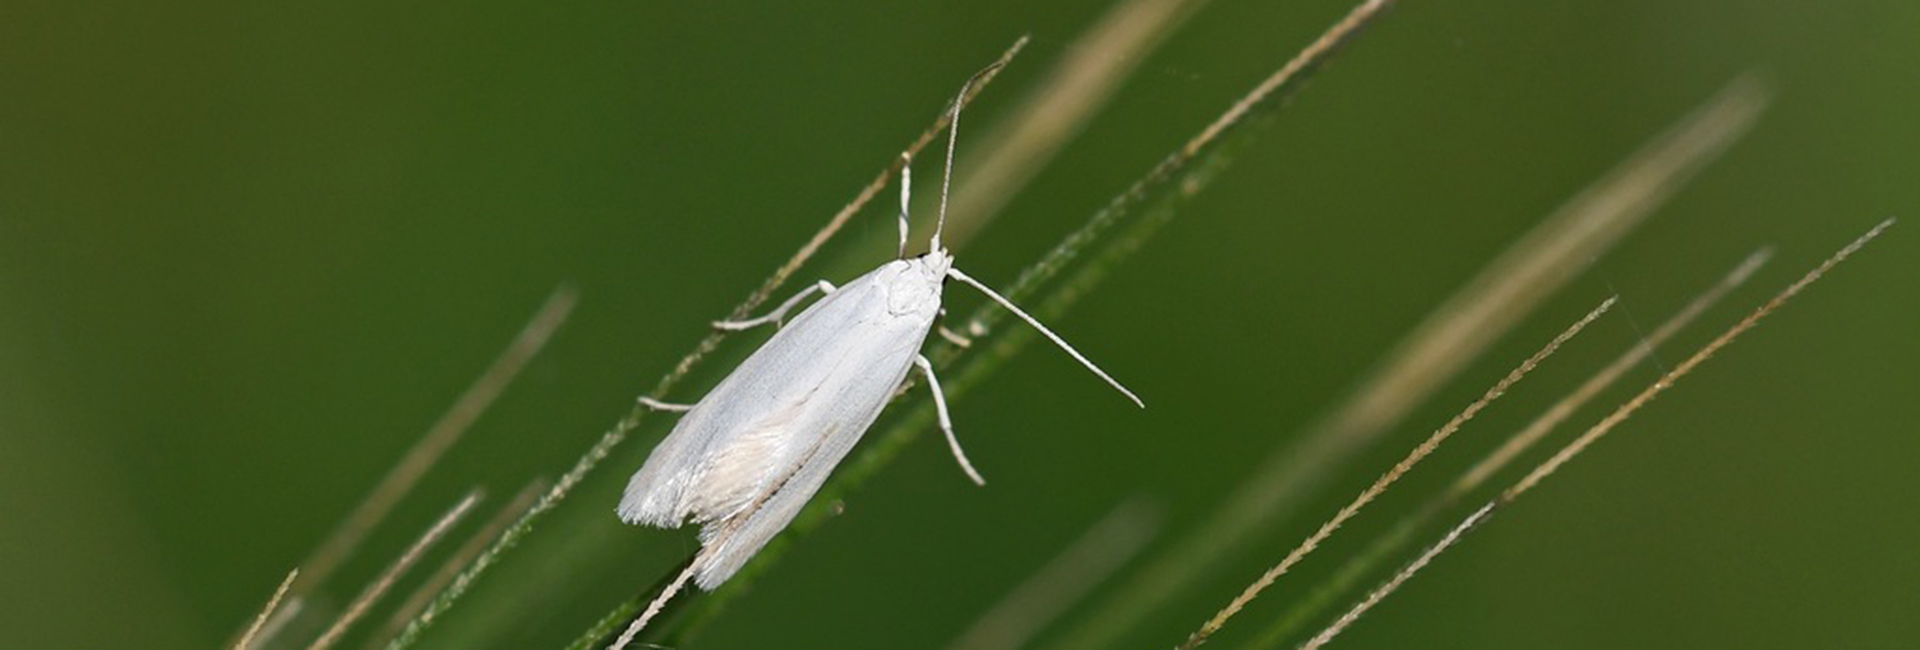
[
  {"xmin": 915, "ymin": 354, "xmax": 985, "ymax": 485},
  {"xmin": 935, "ymin": 309, "xmax": 973, "ymax": 348},
  {"xmin": 937, "ymin": 325, "xmax": 972, "ymax": 347},
  {"xmin": 636, "ymin": 396, "xmax": 694, "ymax": 412},
  {"xmin": 713, "ymin": 280, "xmax": 836, "ymax": 331}
]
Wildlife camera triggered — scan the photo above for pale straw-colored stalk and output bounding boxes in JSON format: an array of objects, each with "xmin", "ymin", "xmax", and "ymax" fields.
[
  {"xmin": 1296, "ymin": 219, "xmax": 1893, "ymax": 650},
  {"xmin": 1177, "ymin": 296, "xmax": 1615, "ymax": 649}
]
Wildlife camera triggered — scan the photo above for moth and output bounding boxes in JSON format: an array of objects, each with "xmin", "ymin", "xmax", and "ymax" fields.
[{"xmin": 611, "ymin": 65, "xmax": 1140, "ymax": 646}]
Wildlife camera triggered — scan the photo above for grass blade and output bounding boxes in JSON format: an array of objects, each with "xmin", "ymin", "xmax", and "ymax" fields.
[
  {"xmin": 941, "ymin": 0, "xmax": 1212, "ymax": 249},
  {"xmin": 1248, "ymin": 247, "xmax": 1772, "ymax": 648},
  {"xmin": 310, "ymin": 491, "xmax": 482, "ymax": 650},
  {"xmin": 1293, "ymin": 503, "xmax": 1496, "ymax": 650},
  {"xmin": 1176, "ymin": 296, "xmax": 1615, "ymax": 649},
  {"xmin": 292, "ymin": 285, "xmax": 575, "ymax": 599},
  {"xmin": 231, "ymin": 569, "xmax": 299, "ymax": 650},
  {"xmin": 1050, "ymin": 72, "xmax": 1770, "ymax": 650},
  {"xmin": 1295, "ymin": 219, "xmax": 1894, "ymax": 650},
  {"xmin": 362, "ymin": 479, "xmax": 549, "ymax": 650}
]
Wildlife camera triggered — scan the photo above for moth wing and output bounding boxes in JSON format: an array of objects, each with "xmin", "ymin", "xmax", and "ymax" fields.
[
  {"xmin": 619, "ymin": 279, "xmax": 880, "ymax": 528},
  {"xmin": 688, "ymin": 277, "xmax": 939, "ymax": 589},
  {"xmin": 620, "ymin": 263, "xmax": 929, "ymax": 536}
]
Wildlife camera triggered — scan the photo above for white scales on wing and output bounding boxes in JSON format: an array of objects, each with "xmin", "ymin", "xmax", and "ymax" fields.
[{"xmin": 619, "ymin": 255, "xmax": 949, "ymax": 588}]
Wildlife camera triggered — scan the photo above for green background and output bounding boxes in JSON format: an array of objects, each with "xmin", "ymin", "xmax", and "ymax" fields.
[{"xmin": 3, "ymin": 1, "xmax": 1916, "ymax": 648}]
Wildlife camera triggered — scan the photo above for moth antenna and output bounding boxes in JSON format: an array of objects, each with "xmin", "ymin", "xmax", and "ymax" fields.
[
  {"xmin": 947, "ymin": 267, "xmax": 1144, "ymax": 408},
  {"xmin": 932, "ymin": 89, "xmax": 959, "ymax": 255},
  {"xmin": 931, "ymin": 58, "xmax": 1004, "ymax": 255},
  {"xmin": 897, "ymin": 153, "xmax": 912, "ymax": 259}
]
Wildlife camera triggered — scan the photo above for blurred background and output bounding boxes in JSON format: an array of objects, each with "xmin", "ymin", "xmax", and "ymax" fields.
[{"xmin": 3, "ymin": 1, "xmax": 1916, "ymax": 649}]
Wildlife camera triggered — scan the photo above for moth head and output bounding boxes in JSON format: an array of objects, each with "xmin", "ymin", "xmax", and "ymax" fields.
[
  {"xmin": 884, "ymin": 253, "xmax": 950, "ymax": 315},
  {"xmin": 916, "ymin": 249, "xmax": 953, "ymax": 278}
]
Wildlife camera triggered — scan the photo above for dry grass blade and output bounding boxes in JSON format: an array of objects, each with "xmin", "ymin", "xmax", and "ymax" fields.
[
  {"xmin": 1176, "ymin": 296, "xmax": 1614, "ymax": 650},
  {"xmin": 887, "ymin": 0, "xmax": 1402, "ymax": 510},
  {"xmin": 608, "ymin": 561, "xmax": 700, "ymax": 650},
  {"xmin": 309, "ymin": 491, "xmax": 482, "ymax": 650},
  {"xmin": 1218, "ymin": 74, "xmax": 1770, "ymax": 561},
  {"xmin": 988, "ymin": 0, "xmax": 1397, "ymax": 321},
  {"xmin": 730, "ymin": 36, "xmax": 1027, "ymax": 314},
  {"xmin": 1283, "ymin": 74, "xmax": 1769, "ymax": 498},
  {"xmin": 559, "ymin": 554, "xmax": 699, "ymax": 650},
  {"xmin": 1456, "ymin": 248, "xmax": 1771, "ymax": 492},
  {"xmin": 941, "ymin": 501, "xmax": 1162, "ymax": 650},
  {"xmin": 1506, "ymin": 217, "xmax": 1893, "ymax": 500},
  {"xmin": 653, "ymin": 35, "xmax": 1026, "ymax": 391},
  {"xmin": 231, "ymin": 568, "xmax": 299, "ymax": 650},
  {"xmin": 1294, "ymin": 503, "xmax": 1497, "ymax": 650},
  {"xmin": 1249, "ymin": 248, "xmax": 1771, "ymax": 649},
  {"xmin": 362, "ymin": 479, "xmax": 549, "ymax": 650},
  {"xmin": 942, "ymin": 0, "xmax": 1210, "ymax": 248},
  {"xmin": 1296, "ymin": 219, "xmax": 1893, "ymax": 650},
  {"xmin": 292, "ymin": 286, "xmax": 575, "ymax": 598},
  {"xmin": 377, "ymin": 38, "xmax": 1029, "ymax": 650},
  {"xmin": 1185, "ymin": 0, "xmax": 1391, "ymax": 159},
  {"xmin": 1057, "ymin": 73, "xmax": 1772, "ymax": 650}
]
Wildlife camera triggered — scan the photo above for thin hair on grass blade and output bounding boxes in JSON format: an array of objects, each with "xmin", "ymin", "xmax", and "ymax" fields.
[
  {"xmin": 664, "ymin": 3, "xmax": 1398, "ymax": 643},
  {"xmin": 1049, "ymin": 71, "xmax": 1772, "ymax": 650},
  {"xmin": 309, "ymin": 491, "xmax": 482, "ymax": 650},
  {"xmin": 1175, "ymin": 296, "xmax": 1616, "ymax": 650},
  {"xmin": 1248, "ymin": 247, "xmax": 1772, "ymax": 649},
  {"xmin": 1295, "ymin": 219, "xmax": 1894, "ymax": 650}
]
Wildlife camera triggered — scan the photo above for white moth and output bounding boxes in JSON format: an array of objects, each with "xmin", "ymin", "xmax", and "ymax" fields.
[{"xmin": 611, "ymin": 69, "xmax": 1140, "ymax": 647}]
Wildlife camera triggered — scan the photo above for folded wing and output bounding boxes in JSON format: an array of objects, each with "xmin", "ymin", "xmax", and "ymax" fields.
[{"xmin": 619, "ymin": 262, "xmax": 940, "ymax": 588}]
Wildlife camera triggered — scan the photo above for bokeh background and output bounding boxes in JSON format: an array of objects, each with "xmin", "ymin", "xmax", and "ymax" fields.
[{"xmin": 3, "ymin": 1, "xmax": 1916, "ymax": 649}]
